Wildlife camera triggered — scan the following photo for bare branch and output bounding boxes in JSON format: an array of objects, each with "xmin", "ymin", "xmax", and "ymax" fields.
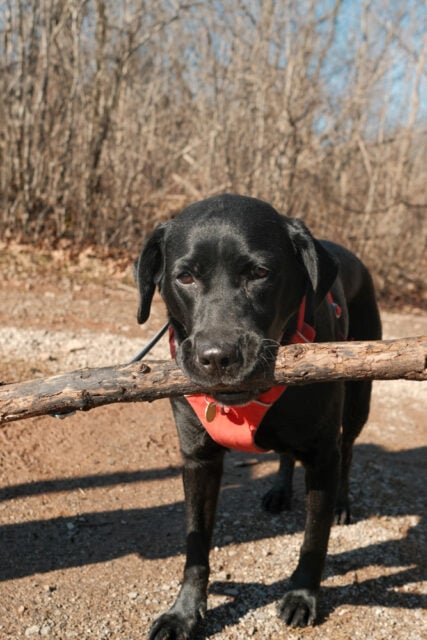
[{"xmin": 0, "ymin": 337, "xmax": 426, "ymax": 425}]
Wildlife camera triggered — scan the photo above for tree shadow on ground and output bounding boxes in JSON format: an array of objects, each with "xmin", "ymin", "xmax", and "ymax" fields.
[{"xmin": 0, "ymin": 443, "xmax": 425, "ymax": 630}]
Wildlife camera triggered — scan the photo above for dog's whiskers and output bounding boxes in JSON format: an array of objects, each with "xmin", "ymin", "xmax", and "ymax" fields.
[{"xmin": 261, "ymin": 338, "xmax": 281, "ymax": 348}]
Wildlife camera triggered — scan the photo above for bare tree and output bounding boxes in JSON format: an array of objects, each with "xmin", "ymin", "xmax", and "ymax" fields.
[{"xmin": 0, "ymin": 0, "xmax": 425, "ymax": 302}]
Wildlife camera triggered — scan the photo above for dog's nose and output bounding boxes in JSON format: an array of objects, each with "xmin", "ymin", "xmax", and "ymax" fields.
[{"xmin": 196, "ymin": 340, "xmax": 241, "ymax": 374}]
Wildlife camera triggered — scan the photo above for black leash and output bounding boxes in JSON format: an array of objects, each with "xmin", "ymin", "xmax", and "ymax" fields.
[
  {"xmin": 52, "ymin": 321, "xmax": 170, "ymax": 419},
  {"xmin": 128, "ymin": 322, "xmax": 170, "ymax": 363}
]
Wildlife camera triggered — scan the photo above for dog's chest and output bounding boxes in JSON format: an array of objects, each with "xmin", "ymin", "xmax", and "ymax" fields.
[{"xmin": 253, "ymin": 382, "xmax": 343, "ymax": 453}]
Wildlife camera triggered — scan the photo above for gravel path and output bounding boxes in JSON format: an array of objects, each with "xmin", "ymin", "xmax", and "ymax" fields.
[{"xmin": 0, "ymin": 271, "xmax": 425, "ymax": 640}]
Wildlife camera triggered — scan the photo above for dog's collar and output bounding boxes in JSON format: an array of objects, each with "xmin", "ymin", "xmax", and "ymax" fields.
[{"xmin": 169, "ymin": 296, "xmax": 317, "ymax": 453}]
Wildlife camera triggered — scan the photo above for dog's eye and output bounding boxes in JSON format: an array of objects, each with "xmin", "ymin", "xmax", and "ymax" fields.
[
  {"xmin": 250, "ymin": 267, "xmax": 269, "ymax": 280},
  {"xmin": 177, "ymin": 271, "xmax": 195, "ymax": 285}
]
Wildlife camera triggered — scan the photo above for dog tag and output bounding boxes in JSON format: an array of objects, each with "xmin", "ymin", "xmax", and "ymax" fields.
[{"xmin": 205, "ymin": 402, "xmax": 217, "ymax": 423}]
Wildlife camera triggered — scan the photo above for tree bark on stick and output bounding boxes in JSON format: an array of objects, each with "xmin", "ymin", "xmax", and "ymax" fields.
[{"xmin": 0, "ymin": 337, "xmax": 425, "ymax": 426}]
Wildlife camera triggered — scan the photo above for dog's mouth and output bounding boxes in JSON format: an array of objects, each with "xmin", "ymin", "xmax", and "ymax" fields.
[{"xmin": 211, "ymin": 390, "xmax": 261, "ymax": 407}]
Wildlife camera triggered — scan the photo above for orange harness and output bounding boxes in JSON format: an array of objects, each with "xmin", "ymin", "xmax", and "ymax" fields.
[{"xmin": 170, "ymin": 296, "xmax": 330, "ymax": 453}]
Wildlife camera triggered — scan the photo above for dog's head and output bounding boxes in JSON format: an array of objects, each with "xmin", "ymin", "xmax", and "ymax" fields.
[{"xmin": 134, "ymin": 194, "xmax": 337, "ymax": 405}]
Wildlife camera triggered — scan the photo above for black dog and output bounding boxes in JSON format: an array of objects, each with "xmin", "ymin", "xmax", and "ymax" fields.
[{"xmin": 134, "ymin": 194, "xmax": 382, "ymax": 639}]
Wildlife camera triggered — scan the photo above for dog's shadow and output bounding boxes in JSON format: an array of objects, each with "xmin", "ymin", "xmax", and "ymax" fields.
[{"xmin": 0, "ymin": 444, "xmax": 425, "ymax": 630}]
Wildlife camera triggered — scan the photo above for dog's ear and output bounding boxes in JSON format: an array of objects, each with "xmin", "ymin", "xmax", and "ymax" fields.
[
  {"xmin": 133, "ymin": 223, "xmax": 168, "ymax": 324},
  {"xmin": 286, "ymin": 218, "xmax": 338, "ymax": 305}
]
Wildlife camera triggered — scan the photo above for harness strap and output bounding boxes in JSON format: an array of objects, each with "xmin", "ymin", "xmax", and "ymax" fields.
[{"xmin": 184, "ymin": 389, "xmax": 284, "ymax": 453}]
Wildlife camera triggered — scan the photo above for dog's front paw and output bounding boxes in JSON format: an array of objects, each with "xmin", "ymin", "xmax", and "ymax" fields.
[
  {"xmin": 277, "ymin": 589, "xmax": 318, "ymax": 627},
  {"xmin": 148, "ymin": 611, "xmax": 196, "ymax": 640}
]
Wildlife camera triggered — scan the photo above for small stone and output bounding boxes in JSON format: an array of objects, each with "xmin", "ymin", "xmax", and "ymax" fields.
[
  {"xmin": 128, "ymin": 591, "xmax": 138, "ymax": 600},
  {"xmin": 216, "ymin": 571, "xmax": 231, "ymax": 581},
  {"xmin": 25, "ymin": 626, "xmax": 40, "ymax": 637},
  {"xmin": 40, "ymin": 624, "xmax": 52, "ymax": 636}
]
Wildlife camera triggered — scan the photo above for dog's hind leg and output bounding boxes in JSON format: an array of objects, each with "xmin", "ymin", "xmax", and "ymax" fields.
[
  {"xmin": 336, "ymin": 380, "xmax": 372, "ymax": 524},
  {"xmin": 262, "ymin": 452, "xmax": 295, "ymax": 513},
  {"xmin": 336, "ymin": 275, "xmax": 382, "ymax": 524}
]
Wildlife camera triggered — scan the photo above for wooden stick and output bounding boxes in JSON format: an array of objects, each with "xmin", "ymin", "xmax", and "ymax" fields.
[{"xmin": 0, "ymin": 337, "xmax": 426, "ymax": 425}]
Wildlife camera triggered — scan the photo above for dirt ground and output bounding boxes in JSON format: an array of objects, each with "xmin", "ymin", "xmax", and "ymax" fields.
[{"xmin": 0, "ymin": 246, "xmax": 426, "ymax": 640}]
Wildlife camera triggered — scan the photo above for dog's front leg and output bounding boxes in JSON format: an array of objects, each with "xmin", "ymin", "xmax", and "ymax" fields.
[
  {"xmin": 278, "ymin": 447, "xmax": 339, "ymax": 627},
  {"xmin": 149, "ymin": 452, "xmax": 224, "ymax": 640}
]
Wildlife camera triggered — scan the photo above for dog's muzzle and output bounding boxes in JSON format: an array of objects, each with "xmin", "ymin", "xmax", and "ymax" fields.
[{"xmin": 176, "ymin": 331, "xmax": 272, "ymax": 389}]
